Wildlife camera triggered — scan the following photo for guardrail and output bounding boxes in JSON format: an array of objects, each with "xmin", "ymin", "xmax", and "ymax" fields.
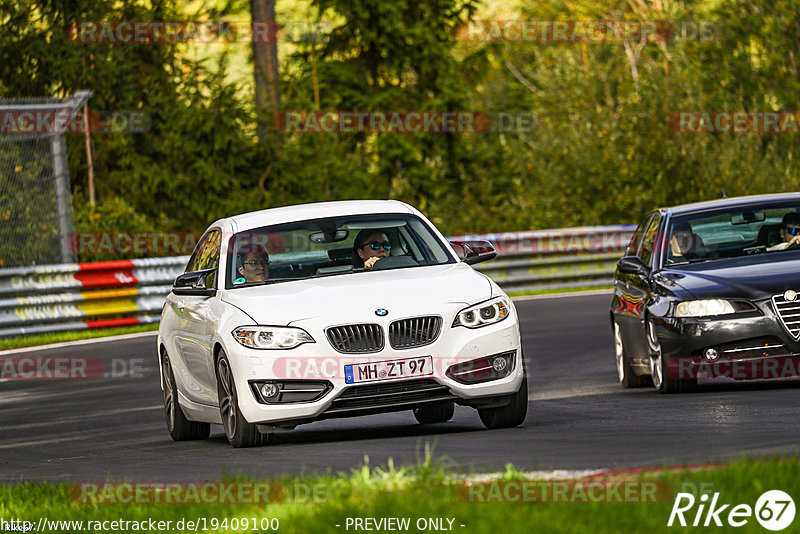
[
  {"xmin": 453, "ymin": 225, "xmax": 634, "ymax": 293},
  {"xmin": 0, "ymin": 226, "xmax": 634, "ymax": 337},
  {"xmin": 0, "ymin": 257, "xmax": 188, "ymax": 337}
]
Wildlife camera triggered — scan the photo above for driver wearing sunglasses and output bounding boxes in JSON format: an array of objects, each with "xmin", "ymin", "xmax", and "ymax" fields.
[
  {"xmin": 768, "ymin": 213, "xmax": 800, "ymax": 252},
  {"xmin": 353, "ymin": 230, "xmax": 392, "ymax": 269}
]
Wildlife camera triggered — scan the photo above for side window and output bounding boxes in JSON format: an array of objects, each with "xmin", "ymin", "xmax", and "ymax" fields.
[
  {"xmin": 185, "ymin": 233, "xmax": 209, "ymax": 273},
  {"xmin": 638, "ymin": 213, "xmax": 662, "ymax": 266},
  {"xmin": 185, "ymin": 229, "xmax": 221, "ymax": 287},
  {"xmin": 626, "ymin": 214, "xmax": 652, "ymax": 256}
]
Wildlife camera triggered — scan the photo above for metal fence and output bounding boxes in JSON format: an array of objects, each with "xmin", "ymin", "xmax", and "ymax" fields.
[
  {"xmin": 0, "ymin": 226, "xmax": 634, "ymax": 337},
  {"xmin": 453, "ymin": 225, "xmax": 634, "ymax": 293},
  {"xmin": 0, "ymin": 91, "xmax": 91, "ymax": 268}
]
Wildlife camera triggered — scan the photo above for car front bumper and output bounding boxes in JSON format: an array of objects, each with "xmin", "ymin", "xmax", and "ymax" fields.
[
  {"xmin": 227, "ymin": 319, "xmax": 524, "ymax": 426},
  {"xmin": 653, "ymin": 304, "xmax": 800, "ymax": 382}
]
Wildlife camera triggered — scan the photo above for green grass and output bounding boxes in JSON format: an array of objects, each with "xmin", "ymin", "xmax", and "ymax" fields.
[
  {"xmin": 2, "ymin": 455, "xmax": 797, "ymax": 533},
  {"xmin": 0, "ymin": 324, "xmax": 158, "ymax": 351}
]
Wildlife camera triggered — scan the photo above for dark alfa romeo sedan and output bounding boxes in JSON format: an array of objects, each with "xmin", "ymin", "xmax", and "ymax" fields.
[{"xmin": 611, "ymin": 193, "xmax": 800, "ymax": 393}]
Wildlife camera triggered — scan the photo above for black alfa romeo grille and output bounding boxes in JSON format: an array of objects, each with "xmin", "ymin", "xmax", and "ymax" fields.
[
  {"xmin": 326, "ymin": 324, "xmax": 384, "ymax": 353},
  {"xmin": 773, "ymin": 294, "xmax": 800, "ymax": 339},
  {"xmin": 388, "ymin": 316, "xmax": 442, "ymax": 349}
]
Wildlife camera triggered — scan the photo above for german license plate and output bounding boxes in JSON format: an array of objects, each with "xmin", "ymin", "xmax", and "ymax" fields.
[{"xmin": 344, "ymin": 356, "xmax": 433, "ymax": 384}]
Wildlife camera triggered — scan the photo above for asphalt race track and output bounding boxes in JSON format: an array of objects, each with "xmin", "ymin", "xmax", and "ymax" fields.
[{"xmin": 2, "ymin": 292, "xmax": 799, "ymax": 482}]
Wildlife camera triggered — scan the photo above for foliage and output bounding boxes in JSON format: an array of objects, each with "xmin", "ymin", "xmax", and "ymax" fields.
[{"xmin": 2, "ymin": 0, "xmax": 800, "ymax": 262}]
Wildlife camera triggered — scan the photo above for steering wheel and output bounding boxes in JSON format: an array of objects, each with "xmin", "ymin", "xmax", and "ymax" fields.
[{"xmin": 371, "ymin": 255, "xmax": 419, "ymax": 270}]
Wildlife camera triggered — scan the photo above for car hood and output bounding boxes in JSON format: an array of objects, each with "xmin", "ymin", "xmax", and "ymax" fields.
[
  {"xmin": 220, "ymin": 263, "xmax": 492, "ymax": 325},
  {"xmin": 661, "ymin": 255, "xmax": 800, "ymax": 301}
]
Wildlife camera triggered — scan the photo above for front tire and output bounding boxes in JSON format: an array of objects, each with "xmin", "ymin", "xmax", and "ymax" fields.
[
  {"xmin": 216, "ymin": 350, "xmax": 272, "ymax": 448},
  {"xmin": 413, "ymin": 402, "xmax": 455, "ymax": 424},
  {"xmin": 614, "ymin": 319, "xmax": 650, "ymax": 388},
  {"xmin": 162, "ymin": 353, "xmax": 210, "ymax": 441},
  {"xmin": 648, "ymin": 319, "xmax": 696, "ymax": 394},
  {"xmin": 478, "ymin": 373, "xmax": 528, "ymax": 429}
]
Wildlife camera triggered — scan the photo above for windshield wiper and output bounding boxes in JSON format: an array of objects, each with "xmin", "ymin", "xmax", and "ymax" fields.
[{"xmin": 668, "ymin": 258, "xmax": 710, "ymax": 266}]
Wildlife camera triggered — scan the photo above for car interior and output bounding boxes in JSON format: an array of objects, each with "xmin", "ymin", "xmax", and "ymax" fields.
[
  {"xmin": 229, "ymin": 217, "xmax": 445, "ymax": 286},
  {"xmin": 668, "ymin": 208, "xmax": 800, "ymax": 264},
  {"xmin": 756, "ymin": 224, "xmax": 782, "ymax": 248}
]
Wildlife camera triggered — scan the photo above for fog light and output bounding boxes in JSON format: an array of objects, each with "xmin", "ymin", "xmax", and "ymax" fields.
[
  {"xmin": 704, "ymin": 347, "xmax": 719, "ymax": 362},
  {"xmin": 445, "ymin": 351, "xmax": 516, "ymax": 384},
  {"xmin": 260, "ymin": 382, "xmax": 280, "ymax": 399}
]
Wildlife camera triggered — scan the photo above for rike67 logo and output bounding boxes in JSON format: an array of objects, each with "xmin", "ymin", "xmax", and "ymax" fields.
[{"xmin": 668, "ymin": 490, "xmax": 795, "ymax": 530}]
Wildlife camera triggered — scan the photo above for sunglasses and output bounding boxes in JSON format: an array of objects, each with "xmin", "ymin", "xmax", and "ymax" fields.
[
  {"xmin": 365, "ymin": 241, "xmax": 392, "ymax": 251},
  {"xmin": 243, "ymin": 259, "xmax": 269, "ymax": 266},
  {"xmin": 785, "ymin": 226, "xmax": 800, "ymax": 236}
]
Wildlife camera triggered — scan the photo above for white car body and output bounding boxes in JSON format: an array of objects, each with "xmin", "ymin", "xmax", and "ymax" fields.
[{"xmin": 157, "ymin": 200, "xmax": 527, "ymax": 447}]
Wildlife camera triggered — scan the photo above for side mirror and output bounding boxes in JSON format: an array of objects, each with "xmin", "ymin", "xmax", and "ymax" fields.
[
  {"xmin": 617, "ymin": 256, "xmax": 651, "ymax": 277},
  {"xmin": 173, "ymin": 268, "xmax": 217, "ymax": 296},
  {"xmin": 450, "ymin": 240, "xmax": 498, "ymax": 265}
]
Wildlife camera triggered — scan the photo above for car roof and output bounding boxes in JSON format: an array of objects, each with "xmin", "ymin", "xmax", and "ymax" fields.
[
  {"xmin": 662, "ymin": 192, "xmax": 800, "ymax": 216},
  {"xmin": 218, "ymin": 200, "xmax": 417, "ymax": 232}
]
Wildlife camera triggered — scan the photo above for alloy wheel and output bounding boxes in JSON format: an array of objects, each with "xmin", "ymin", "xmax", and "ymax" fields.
[
  {"xmin": 647, "ymin": 320, "xmax": 663, "ymax": 390},
  {"xmin": 217, "ymin": 357, "xmax": 237, "ymax": 440},
  {"xmin": 614, "ymin": 322, "xmax": 625, "ymax": 383},
  {"xmin": 162, "ymin": 357, "xmax": 175, "ymax": 432}
]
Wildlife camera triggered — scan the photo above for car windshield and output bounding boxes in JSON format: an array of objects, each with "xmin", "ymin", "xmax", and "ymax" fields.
[
  {"xmin": 225, "ymin": 213, "xmax": 454, "ymax": 288},
  {"xmin": 664, "ymin": 203, "xmax": 800, "ymax": 266}
]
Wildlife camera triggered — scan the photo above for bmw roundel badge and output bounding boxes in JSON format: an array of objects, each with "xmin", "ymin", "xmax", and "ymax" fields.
[{"xmin": 375, "ymin": 308, "xmax": 388, "ymax": 316}]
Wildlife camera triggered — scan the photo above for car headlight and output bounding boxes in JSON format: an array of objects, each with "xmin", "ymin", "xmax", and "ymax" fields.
[
  {"xmin": 675, "ymin": 299, "xmax": 736, "ymax": 317},
  {"xmin": 232, "ymin": 326, "xmax": 315, "ymax": 349},
  {"xmin": 453, "ymin": 297, "xmax": 510, "ymax": 328}
]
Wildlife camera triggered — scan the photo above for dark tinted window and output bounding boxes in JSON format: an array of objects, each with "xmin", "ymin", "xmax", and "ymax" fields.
[
  {"xmin": 185, "ymin": 229, "xmax": 221, "ymax": 287},
  {"xmin": 664, "ymin": 203, "xmax": 800, "ymax": 265},
  {"xmin": 638, "ymin": 213, "xmax": 662, "ymax": 266},
  {"xmin": 627, "ymin": 214, "xmax": 653, "ymax": 256}
]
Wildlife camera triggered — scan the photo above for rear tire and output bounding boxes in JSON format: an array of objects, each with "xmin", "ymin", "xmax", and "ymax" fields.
[
  {"xmin": 162, "ymin": 353, "xmax": 210, "ymax": 441},
  {"xmin": 216, "ymin": 350, "xmax": 272, "ymax": 448},
  {"xmin": 478, "ymin": 373, "xmax": 528, "ymax": 429},
  {"xmin": 413, "ymin": 402, "xmax": 455, "ymax": 424}
]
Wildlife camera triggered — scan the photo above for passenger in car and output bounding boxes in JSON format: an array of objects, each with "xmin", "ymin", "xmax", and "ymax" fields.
[
  {"xmin": 352, "ymin": 230, "xmax": 391, "ymax": 269},
  {"xmin": 767, "ymin": 213, "xmax": 800, "ymax": 252},
  {"xmin": 234, "ymin": 245, "xmax": 270, "ymax": 284}
]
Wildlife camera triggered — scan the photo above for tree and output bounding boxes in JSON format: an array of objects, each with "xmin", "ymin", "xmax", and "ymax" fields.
[{"xmin": 250, "ymin": 0, "xmax": 281, "ymax": 145}]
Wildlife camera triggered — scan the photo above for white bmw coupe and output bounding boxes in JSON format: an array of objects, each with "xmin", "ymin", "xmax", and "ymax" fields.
[{"xmin": 158, "ymin": 200, "xmax": 527, "ymax": 447}]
